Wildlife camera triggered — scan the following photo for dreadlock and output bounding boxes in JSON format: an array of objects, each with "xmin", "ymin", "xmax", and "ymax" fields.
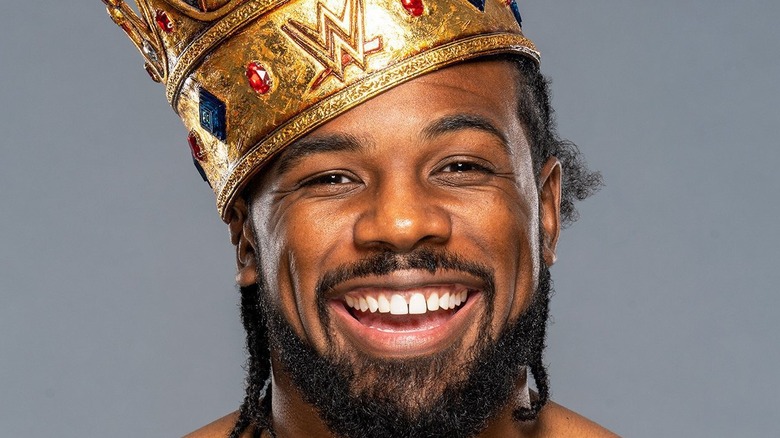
[
  {"xmin": 228, "ymin": 284, "xmax": 273, "ymax": 438},
  {"xmin": 229, "ymin": 56, "xmax": 601, "ymax": 437},
  {"xmin": 512, "ymin": 261, "xmax": 552, "ymax": 421}
]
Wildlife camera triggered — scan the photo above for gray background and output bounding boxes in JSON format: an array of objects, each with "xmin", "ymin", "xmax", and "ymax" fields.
[{"xmin": 1, "ymin": 1, "xmax": 778, "ymax": 436}]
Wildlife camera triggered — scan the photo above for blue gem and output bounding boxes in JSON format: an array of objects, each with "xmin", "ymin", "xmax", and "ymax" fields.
[
  {"xmin": 509, "ymin": 0, "xmax": 523, "ymax": 26},
  {"xmin": 199, "ymin": 89, "xmax": 226, "ymax": 141},
  {"xmin": 192, "ymin": 156, "xmax": 211, "ymax": 187},
  {"xmin": 466, "ymin": 0, "xmax": 485, "ymax": 12},
  {"xmin": 181, "ymin": 0, "xmax": 200, "ymax": 9}
]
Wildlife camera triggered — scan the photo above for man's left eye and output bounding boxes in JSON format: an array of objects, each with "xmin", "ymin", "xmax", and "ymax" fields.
[{"xmin": 300, "ymin": 172, "xmax": 355, "ymax": 187}]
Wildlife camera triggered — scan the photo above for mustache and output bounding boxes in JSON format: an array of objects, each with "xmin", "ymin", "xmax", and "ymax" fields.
[{"xmin": 315, "ymin": 248, "xmax": 496, "ymax": 301}]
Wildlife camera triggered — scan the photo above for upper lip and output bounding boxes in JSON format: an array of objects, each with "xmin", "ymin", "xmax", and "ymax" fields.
[{"xmin": 326, "ymin": 269, "xmax": 486, "ymax": 299}]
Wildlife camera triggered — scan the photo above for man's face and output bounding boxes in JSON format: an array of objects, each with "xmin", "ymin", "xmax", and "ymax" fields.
[{"xmin": 243, "ymin": 60, "xmax": 560, "ymax": 434}]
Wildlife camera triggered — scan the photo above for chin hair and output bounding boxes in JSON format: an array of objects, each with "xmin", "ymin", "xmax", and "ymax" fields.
[{"xmin": 230, "ymin": 252, "xmax": 552, "ymax": 438}]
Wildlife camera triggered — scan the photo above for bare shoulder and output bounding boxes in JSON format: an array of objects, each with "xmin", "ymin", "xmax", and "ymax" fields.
[
  {"xmin": 524, "ymin": 401, "xmax": 620, "ymax": 438},
  {"xmin": 183, "ymin": 411, "xmax": 244, "ymax": 438}
]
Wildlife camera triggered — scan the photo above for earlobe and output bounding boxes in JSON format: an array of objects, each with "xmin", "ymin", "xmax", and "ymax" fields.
[
  {"xmin": 539, "ymin": 158, "xmax": 562, "ymax": 266},
  {"xmin": 229, "ymin": 198, "xmax": 259, "ymax": 287}
]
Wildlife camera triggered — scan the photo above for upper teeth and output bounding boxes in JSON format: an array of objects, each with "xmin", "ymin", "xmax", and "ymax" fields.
[{"xmin": 344, "ymin": 290, "xmax": 469, "ymax": 315}]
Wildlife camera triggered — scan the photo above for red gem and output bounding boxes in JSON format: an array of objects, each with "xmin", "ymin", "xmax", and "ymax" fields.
[
  {"xmin": 401, "ymin": 0, "xmax": 424, "ymax": 16},
  {"xmin": 155, "ymin": 10, "xmax": 174, "ymax": 33},
  {"xmin": 246, "ymin": 62, "xmax": 272, "ymax": 94},
  {"xmin": 188, "ymin": 132, "xmax": 206, "ymax": 161}
]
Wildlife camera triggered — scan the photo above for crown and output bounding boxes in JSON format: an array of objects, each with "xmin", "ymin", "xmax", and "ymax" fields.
[{"xmin": 103, "ymin": 0, "xmax": 539, "ymax": 220}]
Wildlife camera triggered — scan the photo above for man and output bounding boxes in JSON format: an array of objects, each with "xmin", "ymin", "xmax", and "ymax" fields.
[{"xmin": 104, "ymin": 0, "xmax": 612, "ymax": 436}]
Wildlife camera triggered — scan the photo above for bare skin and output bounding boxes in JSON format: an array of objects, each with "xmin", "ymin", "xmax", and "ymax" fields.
[{"xmin": 187, "ymin": 60, "xmax": 617, "ymax": 438}]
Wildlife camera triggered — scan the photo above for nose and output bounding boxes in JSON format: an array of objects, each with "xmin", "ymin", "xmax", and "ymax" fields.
[{"xmin": 353, "ymin": 178, "xmax": 452, "ymax": 252}]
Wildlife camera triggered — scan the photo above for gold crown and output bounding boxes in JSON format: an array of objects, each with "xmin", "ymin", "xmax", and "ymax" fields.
[{"xmin": 103, "ymin": 0, "xmax": 539, "ymax": 220}]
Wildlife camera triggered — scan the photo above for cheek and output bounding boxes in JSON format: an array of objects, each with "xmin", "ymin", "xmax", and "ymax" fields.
[
  {"xmin": 452, "ymin": 188, "xmax": 540, "ymax": 322},
  {"xmin": 281, "ymin": 201, "xmax": 357, "ymax": 276},
  {"xmin": 261, "ymin": 201, "xmax": 356, "ymax": 338}
]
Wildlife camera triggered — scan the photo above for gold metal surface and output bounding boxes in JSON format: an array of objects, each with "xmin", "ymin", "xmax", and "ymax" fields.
[{"xmin": 104, "ymin": 0, "xmax": 540, "ymax": 221}]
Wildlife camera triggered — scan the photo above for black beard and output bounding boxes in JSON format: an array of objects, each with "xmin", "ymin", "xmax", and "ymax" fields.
[{"xmin": 256, "ymin": 248, "xmax": 552, "ymax": 438}]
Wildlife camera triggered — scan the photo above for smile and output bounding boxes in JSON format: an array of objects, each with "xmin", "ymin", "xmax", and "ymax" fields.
[
  {"xmin": 344, "ymin": 287, "xmax": 470, "ymax": 315},
  {"xmin": 327, "ymin": 271, "xmax": 485, "ymax": 356},
  {"xmin": 342, "ymin": 287, "xmax": 472, "ymax": 333}
]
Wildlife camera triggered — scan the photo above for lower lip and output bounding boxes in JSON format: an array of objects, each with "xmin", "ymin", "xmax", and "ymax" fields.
[{"xmin": 328, "ymin": 292, "xmax": 482, "ymax": 358}]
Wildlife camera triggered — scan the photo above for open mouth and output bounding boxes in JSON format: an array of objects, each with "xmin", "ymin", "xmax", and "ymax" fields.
[
  {"xmin": 340, "ymin": 287, "xmax": 474, "ymax": 333},
  {"xmin": 325, "ymin": 271, "xmax": 486, "ymax": 355}
]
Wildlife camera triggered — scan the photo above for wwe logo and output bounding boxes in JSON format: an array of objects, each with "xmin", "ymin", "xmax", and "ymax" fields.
[{"xmin": 282, "ymin": 0, "xmax": 382, "ymax": 89}]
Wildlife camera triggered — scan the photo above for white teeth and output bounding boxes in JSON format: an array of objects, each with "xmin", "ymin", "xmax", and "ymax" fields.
[
  {"xmin": 427, "ymin": 292, "xmax": 439, "ymax": 312},
  {"xmin": 439, "ymin": 292, "xmax": 451, "ymax": 310},
  {"xmin": 377, "ymin": 294, "xmax": 391, "ymax": 313},
  {"xmin": 366, "ymin": 295, "xmax": 379, "ymax": 313},
  {"xmin": 345, "ymin": 290, "xmax": 470, "ymax": 314},
  {"xmin": 390, "ymin": 294, "xmax": 408, "ymax": 315},
  {"xmin": 409, "ymin": 293, "xmax": 426, "ymax": 315}
]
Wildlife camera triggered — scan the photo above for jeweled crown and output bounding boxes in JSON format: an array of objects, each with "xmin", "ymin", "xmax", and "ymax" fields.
[{"xmin": 103, "ymin": 0, "xmax": 539, "ymax": 220}]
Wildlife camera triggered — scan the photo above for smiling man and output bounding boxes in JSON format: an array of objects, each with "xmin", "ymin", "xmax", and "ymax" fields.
[{"xmin": 104, "ymin": 0, "xmax": 611, "ymax": 436}]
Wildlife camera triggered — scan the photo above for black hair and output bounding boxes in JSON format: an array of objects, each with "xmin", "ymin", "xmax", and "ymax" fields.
[
  {"xmin": 228, "ymin": 283, "xmax": 273, "ymax": 438},
  {"xmin": 228, "ymin": 56, "xmax": 601, "ymax": 438},
  {"xmin": 511, "ymin": 56, "xmax": 603, "ymax": 226}
]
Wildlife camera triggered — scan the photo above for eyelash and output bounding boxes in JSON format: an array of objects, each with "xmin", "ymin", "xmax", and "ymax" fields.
[
  {"xmin": 439, "ymin": 161, "xmax": 494, "ymax": 174},
  {"xmin": 295, "ymin": 158, "xmax": 495, "ymax": 190},
  {"xmin": 299, "ymin": 172, "xmax": 356, "ymax": 187}
]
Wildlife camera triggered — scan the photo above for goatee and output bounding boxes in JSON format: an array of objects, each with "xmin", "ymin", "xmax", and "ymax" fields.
[{"xmin": 257, "ymin": 248, "xmax": 552, "ymax": 438}]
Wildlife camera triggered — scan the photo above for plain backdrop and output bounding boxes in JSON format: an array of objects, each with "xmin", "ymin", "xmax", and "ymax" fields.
[{"xmin": 1, "ymin": 1, "xmax": 779, "ymax": 437}]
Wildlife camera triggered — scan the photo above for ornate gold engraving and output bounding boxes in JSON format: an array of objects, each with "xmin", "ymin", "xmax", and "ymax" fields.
[{"xmin": 282, "ymin": 0, "xmax": 382, "ymax": 90}]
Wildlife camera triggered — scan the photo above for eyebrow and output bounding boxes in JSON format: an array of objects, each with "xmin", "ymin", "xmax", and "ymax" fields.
[
  {"xmin": 421, "ymin": 113, "xmax": 510, "ymax": 154},
  {"xmin": 274, "ymin": 133, "xmax": 364, "ymax": 175},
  {"xmin": 274, "ymin": 114, "xmax": 509, "ymax": 175}
]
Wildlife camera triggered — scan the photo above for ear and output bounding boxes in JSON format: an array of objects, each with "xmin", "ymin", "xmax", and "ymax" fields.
[
  {"xmin": 228, "ymin": 197, "xmax": 258, "ymax": 287},
  {"xmin": 538, "ymin": 157, "xmax": 562, "ymax": 266}
]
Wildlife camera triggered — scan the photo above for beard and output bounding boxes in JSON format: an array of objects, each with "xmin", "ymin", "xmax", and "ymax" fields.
[{"xmin": 254, "ymin": 247, "xmax": 552, "ymax": 438}]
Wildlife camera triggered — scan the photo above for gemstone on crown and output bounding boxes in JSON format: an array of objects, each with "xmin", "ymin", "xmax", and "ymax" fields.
[
  {"xmin": 246, "ymin": 62, "xmax": 272, "ymax": 94},
  {"xmin": 466, "ymin": 0, "xmax": 485, "ymax": 12},
  {"xmin": 508, "ymin": 0, "xmax": 523, "ymax": 25},
  {"xmin": 199, "ymin": 89, "xmax": 227, "ymax": 141},
  {"xmin": 401, "ymin": 0, "xmax": 424, "ymax": 16},
  {"xmin": 155, "ymin": 10, "xmax": 174, "ymax": 33},
  {"xmin": 188, "ymin": 131, "xmax": 207, "ymax": 161}
]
